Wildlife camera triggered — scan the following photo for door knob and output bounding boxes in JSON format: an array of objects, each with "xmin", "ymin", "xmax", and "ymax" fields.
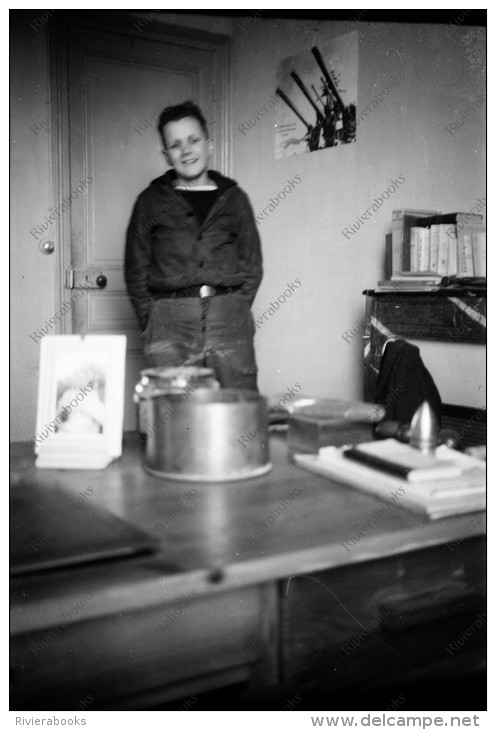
[
  {"xmin": 40, "ymin": 240, "xmax": 55, "ymax": 254},
  {"xmin": 96, "ymin": 274, "xmax": 107, "ymax": 289}
]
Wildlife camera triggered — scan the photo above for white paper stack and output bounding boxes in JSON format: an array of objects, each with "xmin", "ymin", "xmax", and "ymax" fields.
[{"xmin": 295, "ymin": 441, "xmax": 486, "ymax": 519}]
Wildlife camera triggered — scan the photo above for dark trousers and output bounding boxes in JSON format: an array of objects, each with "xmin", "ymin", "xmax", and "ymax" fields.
[{"xmin": 143, "ymin": 293, "xmax": 258, "ymax": 391}]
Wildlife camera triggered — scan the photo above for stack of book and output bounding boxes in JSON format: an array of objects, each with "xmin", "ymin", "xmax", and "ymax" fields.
[
  {"xmin": 377, "ymin": 273, "xmax": 443, "ymax": 291},
  {"xmin": 294, "ymin": 438, "xmax": 486, "ymax": 520},
  {"xmin": 382, "ymin": 208, "xmax": 486, "ymax": 289}
]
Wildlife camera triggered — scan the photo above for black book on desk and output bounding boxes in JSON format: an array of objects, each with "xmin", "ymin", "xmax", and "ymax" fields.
[
  {"xmin": 10, "ymin": 481, "xmax": 158, "ymax": 577},
  {"xmin": 342, "ymin": 442, "xmax": 461, "ymax": 482}
]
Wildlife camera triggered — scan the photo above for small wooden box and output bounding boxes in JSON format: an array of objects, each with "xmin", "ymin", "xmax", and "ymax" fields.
[{"xmin": 287, "ymin": 415, "xmax": 373, "ymax": 455}]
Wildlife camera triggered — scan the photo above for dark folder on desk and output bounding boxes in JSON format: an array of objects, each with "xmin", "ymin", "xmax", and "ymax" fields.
[{"xmin": 10, "ymin": 482, "xmax": 158, "ymax": 577}]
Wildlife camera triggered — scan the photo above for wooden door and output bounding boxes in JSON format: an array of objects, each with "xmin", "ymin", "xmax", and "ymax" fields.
[{"xmin": 55, "ymin": 16, "xmax": 230, "ymax": 428}]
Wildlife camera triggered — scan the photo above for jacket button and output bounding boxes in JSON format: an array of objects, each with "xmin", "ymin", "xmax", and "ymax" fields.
[
  {"xmin": 187, "ymin": 211, "xmax": 194, "ymax": 217},
  {"xmin": 199, "ymin": 262, "xmax": 204, "ymax": 268}
]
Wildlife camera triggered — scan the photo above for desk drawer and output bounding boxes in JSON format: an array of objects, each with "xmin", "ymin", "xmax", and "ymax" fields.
[
  {"xmin": 11, "ymin": 585, "xmax": 262, "ymax": 710},
  {"xmin": 281, "ymin": 537, "xmax": 486, "ymax": 691}
]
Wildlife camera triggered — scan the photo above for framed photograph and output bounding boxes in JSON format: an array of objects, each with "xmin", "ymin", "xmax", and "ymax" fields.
[{"xmin": 34, "ymin": 335, "xmax": 126, "ymax": 469}]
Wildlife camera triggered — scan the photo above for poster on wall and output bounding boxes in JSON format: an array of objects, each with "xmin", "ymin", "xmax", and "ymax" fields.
[{"xmin": 275, "ymin": 31, "xmax": 358, "ymax": 158}]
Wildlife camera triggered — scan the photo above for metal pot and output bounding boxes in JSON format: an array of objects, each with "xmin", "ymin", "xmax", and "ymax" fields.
[
  {"xmin": 134, "ymin": 366, "xmax": 220, "ymax": 438},
  {"xmin": 144, "ymin": 389, "xmax": 272, "ymax": 481}
]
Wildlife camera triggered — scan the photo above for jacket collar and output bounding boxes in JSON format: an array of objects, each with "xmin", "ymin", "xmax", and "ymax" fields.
[{"xmin": 151, "ymin": 169, "xmax": 237, "ymax": 195}]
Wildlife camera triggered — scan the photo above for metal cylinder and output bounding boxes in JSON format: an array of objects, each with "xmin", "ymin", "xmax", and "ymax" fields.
[
  {"xmin": 134, "ymin": 366, "xmax": 220, "ymax": 438},
  {"xmin": 144, "ymin": 389, "xmax": 272, "ymax": 481}
]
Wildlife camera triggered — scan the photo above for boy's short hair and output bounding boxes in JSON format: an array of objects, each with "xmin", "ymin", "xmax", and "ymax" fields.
[{"xmin": 158, "ymin": 101, "xmax": 209, "ymax": 147}]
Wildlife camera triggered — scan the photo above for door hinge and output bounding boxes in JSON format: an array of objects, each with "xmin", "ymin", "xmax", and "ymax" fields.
[
  {"xmin": 212, "ymin": 84, "xmax": 216, "ymax": 103},
  {"xmin": 65, "ymin": 269, "xmax": 74, "ymax": 289}
]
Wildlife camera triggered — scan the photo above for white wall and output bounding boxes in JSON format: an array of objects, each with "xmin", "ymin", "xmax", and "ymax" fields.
[
  {"xmin": 410, "ymin": 341, "xmax": 486, "ymax": 409},
  {"xmin": 230, "ymin": 19, "xmax": 486, "ymax": 401},
  {"xmin": 10, "ymin": 13, "xmax": 486, "ymax": 441}
]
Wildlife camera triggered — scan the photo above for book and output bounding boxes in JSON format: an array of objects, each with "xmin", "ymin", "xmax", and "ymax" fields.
[
  {"xmin": 376, "ymin": 277, "xmax": 441, "ymax": 291},
  {"xmin": 385, "ymin": 233, "xmax": 392, "ymax": 280},
  {"xmin": 410, "ymin": 227, "xmax": 422, "ymax": 271},
  {"xmin": 294, "ymin": 443, "xmax": 486, "ymax": 519},
  {"xmin": 391, "ymin": 209, "xmax": 438, "ymax": 274},
  {"xmin": 437, "ymin": 224, "xmax": 453, "ymax": 275},
  {"xmin": 447, "ymin": 224, "xmax": 458, "ymax": 275},
  {"xmin": 387, "ymin": 210, "xmax": 484, "ymax": 282},
  {"xmin": 439, "ymin": 275, "xmax": 486, "ymax": 289},
  {"xmin": 412, "ymin": 213, "xmax": 484, "ymax": 278},
  {"xmin": 343, "ymin": 439, "xmax": 462, "ymax": 482},
  {"xmin": 472, "ymin": 230, "xmax": 486, "ymax": 277},
  {"xmin": 418, "ymin": 227, "xmax": 431, "ymax": 272},
  {"xmin": 429, "ymin": 224, "xmax": 440, "ymax": 273},
  {"xmin": 420, "ymin": 212, "xmax": 483, "ymax": 230},
  {"xmin": 10, "ymin": 482, "xmax": 158, "ymax": 577},
  {"xmin": 458, "ymin": 232, "xmax": 475, "ymax": 277},
  {"xmin": 389, "ymin": 273, "xmax": 443, "ymax": 282},
  {"xmin": 377, "ymin": 272, "xmax": 442, "ymax": 291}
]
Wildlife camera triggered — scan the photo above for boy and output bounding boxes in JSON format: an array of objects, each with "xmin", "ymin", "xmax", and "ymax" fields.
[{"xmin": 125, "ymin": 101, "xmax": 263, "ymax": 390}]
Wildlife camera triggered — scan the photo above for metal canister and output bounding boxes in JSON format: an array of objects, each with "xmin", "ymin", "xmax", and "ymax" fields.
[
  {"xmin": 134, "ymin": 366, "xmax": 220, "ymax": 439},
  {"xmin": 144, "ymin": 389, "xmax": 272, "ymax": 481}
]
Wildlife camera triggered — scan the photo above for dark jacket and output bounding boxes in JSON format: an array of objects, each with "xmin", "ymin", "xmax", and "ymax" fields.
[
  {"xmin": 125, "ymin": 170, "xmax": 263, "ymax": 329},
  {"xmin": 375, "ymin": 338, "xmax": 443, "ymax": 425}
]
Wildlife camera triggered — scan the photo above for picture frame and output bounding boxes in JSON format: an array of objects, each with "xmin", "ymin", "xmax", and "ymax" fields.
[
  {"xmin": 275, "ymin": 31, "xmax": 358, "ymax": 158},
  {"xmin": 34, "ymin": 335, "xmax": 126, "ymax": 469}
]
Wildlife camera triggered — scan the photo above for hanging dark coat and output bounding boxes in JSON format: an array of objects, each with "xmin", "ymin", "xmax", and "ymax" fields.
[{"xmin": 374, "ymin": 339, "xmax": 443, "ymax": 425}]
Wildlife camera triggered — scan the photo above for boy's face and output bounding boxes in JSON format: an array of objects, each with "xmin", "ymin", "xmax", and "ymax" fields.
[{"xmin": 162, "ymin": 116, "xmax": 212, "ymax": 186}]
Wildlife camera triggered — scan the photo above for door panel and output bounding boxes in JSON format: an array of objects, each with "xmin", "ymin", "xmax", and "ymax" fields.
[{"xmin": 60, "ymin": 20, "xmax": 229, "ymax": 429}]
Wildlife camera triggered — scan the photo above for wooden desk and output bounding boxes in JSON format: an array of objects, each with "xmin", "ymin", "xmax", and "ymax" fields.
[{"xmin": 10, "ymin": 434, "xmax": 486, "ymax": 710}]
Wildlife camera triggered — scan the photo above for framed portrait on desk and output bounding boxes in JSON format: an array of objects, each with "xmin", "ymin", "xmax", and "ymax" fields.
[{"xmin": 33, "ymin": 335, "xmax": 126, "ymax": 469}]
